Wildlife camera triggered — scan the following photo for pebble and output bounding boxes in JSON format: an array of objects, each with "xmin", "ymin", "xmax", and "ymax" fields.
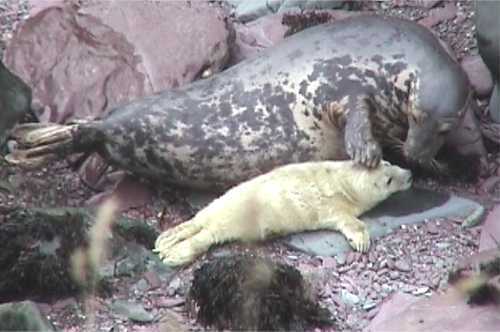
[
  {"xmin": 362, "ymin": 300, "xmax": 377, "ymax": 311},
  {"xmin": 426, "ymin": 223, "xmax": 440, "ymax": 235},
  {"xmin": 394, "ymin": 260, "xmax": 412, "ymax": 272},
  {"xmin": 341, "ymin": 290, "xmax": 360, "ymax": 306},
  {"xmin": 436, "ymin": 242, "xmax": 451, "ymax": 249},
  {"xmin": 336, "ymin": 253, "xmax": 347, "ymax": 266},
  {"xmin": 389, "ymin": 271, "xmax": 400, "ymax": 280},
  {"xmin": 412, "ymin": 286, "xmax": 430, "ymax": 296}
]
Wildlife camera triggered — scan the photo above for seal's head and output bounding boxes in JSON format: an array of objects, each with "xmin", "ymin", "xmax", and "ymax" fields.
[
  {"xmin": 348, "ymin": 160, "xmax": 412, "ymax": 209},
  {"xmin": 403, "ymin": 69, "xmax": 471, "ymax": 166}
]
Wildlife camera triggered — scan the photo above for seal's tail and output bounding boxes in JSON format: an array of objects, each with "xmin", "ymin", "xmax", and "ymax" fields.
[{"xmin": 5, "ymin": 122, "xmax": 92, "ymax": 168}]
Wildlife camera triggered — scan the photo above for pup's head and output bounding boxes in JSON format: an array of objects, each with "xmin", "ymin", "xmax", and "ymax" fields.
[{"xmin": 350, "ymin": 160, "xmax": 412, "ymax": 208}]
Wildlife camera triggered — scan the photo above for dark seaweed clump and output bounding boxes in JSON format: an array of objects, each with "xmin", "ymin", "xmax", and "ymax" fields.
[{"xmin": 186, "ymin": 254, "xmax": 333, "ymax": 331}]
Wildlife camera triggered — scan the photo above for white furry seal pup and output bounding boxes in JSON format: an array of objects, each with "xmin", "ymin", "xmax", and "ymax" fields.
[{"xmin": 154, "ymin": 160, "xmax": 412, "ymax": 266}]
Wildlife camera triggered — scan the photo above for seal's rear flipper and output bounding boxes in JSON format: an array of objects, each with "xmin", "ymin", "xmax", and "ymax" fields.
[
  {"xmin": 10, "ymin": 123, "xmax": 75, "ymax": 147},
  {"xmin": 5, "ymin": 123, "xmax": 77, "ymax": 168}
]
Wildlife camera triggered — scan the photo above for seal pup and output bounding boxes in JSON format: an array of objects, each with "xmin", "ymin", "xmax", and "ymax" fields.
[
  {"xmin": 6, "ymin": 15, "xmax": 469, "ymax": 190},
  {"xmin": 154, "ymin": 160, "xmax": 413, "ymax": 266}
]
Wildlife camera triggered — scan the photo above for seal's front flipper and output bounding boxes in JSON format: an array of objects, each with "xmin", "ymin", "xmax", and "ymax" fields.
[
  {"xmin": 320, "ymin": 213, "xmax": 370, "ymax": 252},
  {"xmin": 154, "ymin": 221, "xmax": 203, "ymax": 252},
  {"xmin": 344, "ymin": 96, "xmax": 382, "ymax": 168},
  {"xmin": 156, "ymin": 229, "xmax": 214, "ymax": 266}
]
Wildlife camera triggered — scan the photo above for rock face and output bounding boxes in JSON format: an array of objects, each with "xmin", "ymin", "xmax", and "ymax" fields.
[{"xmin": 364, "ymin": 288, "xmax": 500, "ymax": 332}]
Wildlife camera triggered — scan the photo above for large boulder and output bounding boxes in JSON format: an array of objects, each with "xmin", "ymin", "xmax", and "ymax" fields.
[
  {"xmin": 4, "ymin": 1, "xmax": 233, "ymax": 123},
  {"xmin": 474, "ymin": 0, "xmax": 500, "ymax": 123}
]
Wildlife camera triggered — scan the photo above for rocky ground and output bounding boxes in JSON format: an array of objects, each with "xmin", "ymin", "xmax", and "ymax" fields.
[{"xmin": 0, "ymin": 1, "xmax": 499, "ymax": 331}]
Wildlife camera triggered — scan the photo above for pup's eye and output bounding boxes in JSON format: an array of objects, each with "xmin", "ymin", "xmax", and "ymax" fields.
[{"xmin": 386, "ymin": 177, "xmax": 393, "ymax": 185}]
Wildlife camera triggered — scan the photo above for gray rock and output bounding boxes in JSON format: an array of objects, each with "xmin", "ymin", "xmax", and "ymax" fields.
[
  {"xmin": 0, "ymin": 301, "xmax": 54, "ymax": 331},
  {"xmin": 489, "ymin": 84, "xmax": 499, "ymax": 123},
  {"xmin": 232, "ymin": 0, "xmax": 281, "ymax": 23},
  {"xmin": 436, "ymin": 242, "xmax": 450, "ymax": 249},
  {"xmin": 341, "ymin": 290, "xmax": 360, "ymax": 306},
  {"xmin": 110, "ymin": 300, "xmax": 154, "ymax": 323},
  {"xmin": 363, "ymin": 300, "xmax": 377, "ymax": 311},
  {"xmin": 284, "ymin": 187, "xmax": 483, "ymax": 257},
  {"xmin": 394, "ymin": 260, "xmax": 411, "ymax": 273},
  {"xmin": 461, "ymin": 55, "xmax": 494, "ymax": 98},
  {"xmin": 412, "ymin": 286, "xmax": 430, "ymax": 296},
  {"xmin": 278, "ymin": 0, "xmax": 353, "ymax": 12}
]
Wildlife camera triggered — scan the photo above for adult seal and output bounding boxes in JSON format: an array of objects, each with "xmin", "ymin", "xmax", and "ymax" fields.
[{"xmin": 6, "ymin": 15, "xmax": 471, "ymax": 191}]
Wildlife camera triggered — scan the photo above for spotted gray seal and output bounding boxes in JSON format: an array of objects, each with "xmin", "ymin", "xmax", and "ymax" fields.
[{"xmin": 6, "ymin": 15, "xmax": 471, "ymax": 191}]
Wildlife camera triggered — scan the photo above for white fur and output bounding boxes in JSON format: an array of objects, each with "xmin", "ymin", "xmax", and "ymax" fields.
[{"xmin": 154, "ymin": 160, "xmax": 412, "ymax": 266}]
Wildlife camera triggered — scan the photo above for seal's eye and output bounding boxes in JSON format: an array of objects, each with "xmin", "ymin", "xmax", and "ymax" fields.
[{"xmin": 386, "ymin": 177, "xmax": 393, "ymax": 185}]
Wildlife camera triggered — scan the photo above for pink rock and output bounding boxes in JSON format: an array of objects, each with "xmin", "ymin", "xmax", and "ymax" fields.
[
  {"xmin": 418, "ymin": 3, "xmax": 458, "ymax": 28},
  {"xmin": 29, "ymin": 0, "xmax": 66, "ymax": 16},
  {"xmin": 365, "ymin": 288, "xmax": 500, "ymax": 332},
  {"xmin": 365, "ymin": 292, "xmax": 419, "ymax": 330},
  {"xmin": 461, "ymin": 55, "xmax": 494, "ymax": 98},
  {"xmin": 143, "ymin": 270, "xmax": 162, "ymax": 290},
  {"xmin": 479, "ymin": 204, "xmax": 500, "ymax": 251},
  {"xmin": 4, "ymin": 6, "xmax": 149, "ymax": 123},
  {"xmin": 81, "ymin": 1, "xmax": 233, "ymax": 91},
  {"xmin": 231, "ymin": 13, "xmax": 288, "ymax": 64}
]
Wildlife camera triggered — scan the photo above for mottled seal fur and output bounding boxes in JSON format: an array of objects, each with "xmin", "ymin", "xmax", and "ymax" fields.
[
  {"xmin": 7, "ymin": 15, "xmax": 470, "ymax": 190},
  {"xmin": 154, "ymin": 160, "xmax": 412, "ymax": 266}
]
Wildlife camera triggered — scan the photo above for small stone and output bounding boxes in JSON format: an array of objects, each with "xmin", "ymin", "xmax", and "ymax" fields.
[
  {"xmin": 381, "ymin": 284, "xmax": 393, "ymax": 294},
  {"xmin": 412, "ymin": 286, "xmax": 430, "ymax": 296},
  {"xmin": 321, "ymin": 256, "xmax": 337, "ymax": 269},
  {"xmin": 336, "ymin": 253, "xmax": 347, "ymax": 266},
  {"xmin": 389, "ymin": 271, "xmax": 400, "ymax": 280},
  {"xmin": 436, "ymin": 242, "xmax": 450, "ymax": 249},
  {"xmin": 110, "ymin": 300, "xmax": 154, "ymax": 323},
  {"xmin": 426, "ymin": 223, "xmax": 440, "ymax": 235},
  {"xmin": 362, "ymin": 300, "xmax": 377, "ymax": 311},
  {"xmin": 133, "ymin": 279, "xmax": 149, "ymax": 292},
  {"xmin": 341, "ymin": 290, "xmax": 360, "ymax": 307},
  {"xmin": 143, "ymin": 270, "xmax": 161, "ymax": 289},
  {"xmin": 394, "ymin": 260, "xmax": 411, "ymax": 272},
  {"xmin": 366, "ymin": 306, "xmax": 380, "ymax": 319}
]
